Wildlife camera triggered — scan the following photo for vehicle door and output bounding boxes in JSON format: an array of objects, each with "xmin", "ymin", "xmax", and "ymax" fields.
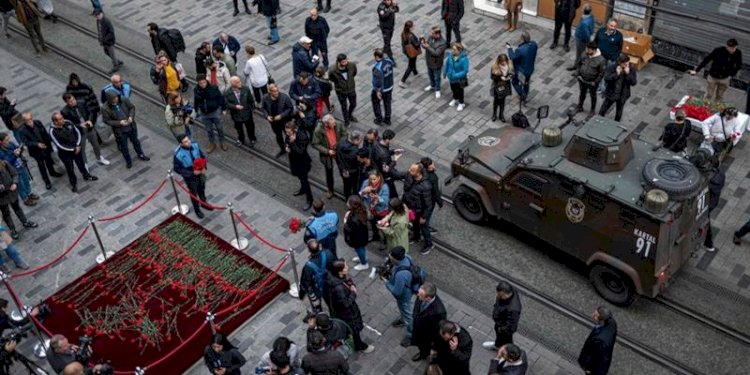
[{"xmin": 500, "ymin": 170, "xmax": 548, "ymax": 236}]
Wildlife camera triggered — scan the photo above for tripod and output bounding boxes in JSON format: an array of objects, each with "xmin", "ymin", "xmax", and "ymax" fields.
[{"xmin": 1, "ymin": 351, "xmax": 49, "ymax": 375}]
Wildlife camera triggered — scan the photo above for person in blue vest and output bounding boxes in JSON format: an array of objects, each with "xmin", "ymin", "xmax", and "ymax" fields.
[
  {"xmin": 299, "ymin": 238, "xmax": 336, "ymax": 313},
  {"xmin": 507, "ymin": 31, "xmax": 538, "ymax": 106},
  {"xmin": 371, "ymin": 48, "xmax": 395, "ymax": 126},
  {"xmin": 304, "ymin": 199, "xmax": 340, "ymax": 259},
  {"xmin": 172, "ymin": 134, "xmax": 213, "ymax": 219}
]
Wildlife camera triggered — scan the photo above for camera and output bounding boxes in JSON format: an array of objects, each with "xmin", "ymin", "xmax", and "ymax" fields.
[
  {"xmin": 369, "ymin": 258, "xmax": 394, "ymax": 280},
  {"xmin": 255, "ymin": 366, "xmax": 273, "ymax": 374},
  {"xmin": 76, "ymin": 335, "xmax": 93, "ymax": 363},
  {"xmin": 0, "ymin": 324, "xmax": 33, "ymax": 346},
  {"xmin": 172, "ymin": 103, "xmax": 194, "ymax": 118},
  {"xmin": 203, "ymin": 56, "xmax": 215, "ymax": 68}
]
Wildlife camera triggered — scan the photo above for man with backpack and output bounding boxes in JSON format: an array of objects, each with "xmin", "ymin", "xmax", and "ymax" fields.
[
  {"xmin": 300, "ymin": 239, "xmax": 336, "ymax": 313},
  {"xmin": 147, "ymin": 23, "xmax": 185, "ymax": 62},
  {"xmin": 304, "ymin": 199, "xmax": 340, "ymax": 258},
  {"xmin": 381, "ymin": 246, "xmax": 424, "ymax": 348}
]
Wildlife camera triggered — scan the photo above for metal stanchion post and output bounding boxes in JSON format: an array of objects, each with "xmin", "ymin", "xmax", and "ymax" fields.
[
  {"xmin": 135, "ymin": 366, "xmax": 146, "ymax": 375},
  {"xmin": 206, "ymin": 312, "xmax": 217, "ymax": 335},
  {"xmin": 168, "ymin": 170, "xmax": 190, "ymax": 215},
  {"xmin": 288, "ymin": 248, "xmax": 301, "ymax": 298},
  {"xmin": 89, "ymin": 216, "xmax": 113, "ymax": 264},
  {"xmin": 0, "ymin": 271, "xmax": 50, "ymax": 358},
  {"xmin": 227, "ymin": 203, "xmax": 248, "ymax": 250}
]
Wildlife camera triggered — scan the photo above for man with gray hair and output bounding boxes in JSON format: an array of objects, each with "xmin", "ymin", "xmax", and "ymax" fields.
[
  {"xmin": 336, "ymin": 130, "xmax": 362, "ymax": 198},
  {"xmin": 578, "ymin": 306, "xmax": 617, "ymax": 375},
  {"xmin": 312, "ymin": 114, "xmax": 347, "ymax": 199},
  {"xmin": 46, "ymin": 334, "xmax": 80, "ymax": 374},
  {"xmin": 410, "ymin": 282, "xmax": 447, "ymax": 362},
  {"xmin": 223, "ymin": 76, "xmax": 256, "ymax": 146}
]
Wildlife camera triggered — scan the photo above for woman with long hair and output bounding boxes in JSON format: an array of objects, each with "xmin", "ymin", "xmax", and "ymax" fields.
[
  {"xmin": 203, "ymin": 333, "xmax": 247, "ymax": 375},
  {"xmin": 443, "ymin": 42, "xmax": 470, "ymax": 111},
  {"xmin": 490, "ymin": 54, "xmax": 513, "ymax": 122},
  {"xmin": 378, "ymin": 197, "xmax": 410, "ymax": 253},
  {"xmin": 344, "ymin": 195, "xmax": 370, "ymax": 270},
  {"xmin": 359, "ymin": 170, "xmax": 390, "ymax": 243},
  {"xmin": 399, "ymin": 20, "xmax": 421, "ymax": 87},
  {"xmin": 326, "ymin": 259, "xmax": 375, "ymax": 354},
  {"xmin": 165, "ymin": 91, "xmax": 193, "ymax": 139}
]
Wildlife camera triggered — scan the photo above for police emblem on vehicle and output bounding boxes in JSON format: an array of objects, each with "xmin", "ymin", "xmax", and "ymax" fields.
[
  {"xmin": 565, "ymin": 197, "xmax": 585, "ymax": 223},
  {"xmin": 477, "ymin": 136, "xmax": 500, "ymax": 147}
]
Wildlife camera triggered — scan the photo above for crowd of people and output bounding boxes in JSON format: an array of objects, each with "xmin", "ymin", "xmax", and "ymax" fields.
[{"xmin": 0, "ymin": 0, "xmax": 747, "ymax": 374}]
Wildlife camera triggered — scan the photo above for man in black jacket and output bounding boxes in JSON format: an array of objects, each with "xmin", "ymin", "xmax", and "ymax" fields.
[
  {"xmin": 194, "ymin": 42, "xmax": 212, "ymax": 76},
  {"xmin": 262, "ymin": 83, "xmax": 296, "ymax": 157},
  {"xmin": 575, "ymin": 42, "xmax": 606, "ymax": 114},
  {"xmin": 335, "ymin": 130, "xmax": 362, "ymax": 198},
  {"xmin": 441, "ymin": 0, "xmax": 463, "ymax": 46},
  {"xmin": 487, "ymin": 343, "xmax": 528, "ymax": 375},
  {"xmin": 17, "ymin": 113, "xmax": 63, "ymax": 189},
  {"xmin": 433, "ymin": 320, "xmax": 472, "ymax": 375},
  {"xmin": 420, "ymin": 157, "xmax": 443, "ymax": 234},
  {"xmin": 550, "ymin": 0, "xmax": 580, "ymax": 52},
  {"xmin": 0, "ymin": 87, "xmax": 19, "ymax": 133},
  {"xmin": 699, "ymin": 155, "xmax": 725, "ymax": 253},
  {"xmin": 371, "ymin": 129, "xmax": 399, "ymax": 198},
  {"xmin": 48, "ymin": 112, "xmax": 98, "ymax": 192},
  {"xmin": 101, "ymin": 91, "xmax": 149, "ymax": 168},
  {"xmin": 329, "ymin": 54, "xmax": 358, "ymax": 127},
  {"xmin": 410, "ymin": 282, "xmax": 447, "ymax": 362},
  {"xmin": 224, "ymin": 76, "xmax": 256, "ymax": 147},
  {"xmin": 483, "ymin": 281, "xmax": 522, "ymax": 350},
  {"xmin": 299, "ymin": 239, "xmax": 335, "ymax": 312},
  {"xmin": 301, "ymin": 330, "xmax": 349, "ymax": 375},
  {"xmin": 147, "ymin": 23, "xmax": 179, "ymax": 62},
  {"xmin": 61, "ymin": 93, "xmax": 110, "ymax": 167},
  {"xmin": 285, "ymin": 122, "xmax": 314, "ymax": 211},
  {"xmin": 305, "ymin": 8, "xmax": 330, "ymax": 68},
  {"xmin": 689, "ymin": 39, "xmax": 742, "ymax": 102},
  {"xmin": 578, "ymin": 306, "xmax": 617, "ymax": 375},
  {"xmin": 194, "ymin": 74, "xmax": 227, "ymax": 153},
  {"xmin": 402, "ymin": 163, "xmax": 434, "ymax": 254},
  {"xmin": 598, "ymin": 53, "xmax": 636, "ymax": 122},
  {"xmin": 95, "ymin": 11, "xmax": 123, "ymax": 74},
  {"xmin": 377, "ymin": 0, "xmax": 399, "ymax": 60}
]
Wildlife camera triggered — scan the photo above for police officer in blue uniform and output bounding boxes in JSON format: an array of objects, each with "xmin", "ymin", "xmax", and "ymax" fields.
[
  {"xmin": 173, "ymin": 134, "xmax": 213, "ymax": 219},
  {"xmin": 304, "ymin": 199, "xmax": 340, "ymax": 258}
]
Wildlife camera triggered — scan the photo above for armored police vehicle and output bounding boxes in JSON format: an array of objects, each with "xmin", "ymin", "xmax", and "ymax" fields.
[{"xmin": 447, "ymin": 113, "xmax": 710, "ymax": 305}]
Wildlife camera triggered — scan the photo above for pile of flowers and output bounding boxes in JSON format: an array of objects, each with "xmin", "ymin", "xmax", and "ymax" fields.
[{"xmin": 672, "ymin": 96, "xmax": 727, "ymax": 121}]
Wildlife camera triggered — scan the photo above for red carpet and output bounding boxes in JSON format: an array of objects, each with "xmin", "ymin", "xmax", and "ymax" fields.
[{"xmin": 42, "ymin": 214, "xmax": 289, "ymax": 374}]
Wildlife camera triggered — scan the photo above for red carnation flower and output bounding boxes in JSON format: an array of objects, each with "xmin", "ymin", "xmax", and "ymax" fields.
[
  {"xmin": 193, "ymin": 157, "xmax": 207, "ymax": 171},
  {"xmin": 289, "ymin": 217, "xmax": 303, "ymax": 234}
]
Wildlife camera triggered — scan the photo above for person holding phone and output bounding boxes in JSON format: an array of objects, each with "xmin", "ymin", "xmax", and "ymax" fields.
[{"xmin": 432, "ymin": 320, "xmax": 473, "ymax": 375}]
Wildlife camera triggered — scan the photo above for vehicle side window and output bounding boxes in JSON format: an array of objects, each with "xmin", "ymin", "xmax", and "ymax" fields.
[{"xmin": 512, "ymin": 173, "xmax": 547, "ymax": 196}]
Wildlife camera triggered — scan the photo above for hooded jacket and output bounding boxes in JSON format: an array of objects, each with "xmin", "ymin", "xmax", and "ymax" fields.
[
  {"xmin": 443, "ymin": 50, "xmax": 469, "ymax": 83},
  {"xmin": 292, "ymin": 43, "xmax": 317, "ymax": 78}
]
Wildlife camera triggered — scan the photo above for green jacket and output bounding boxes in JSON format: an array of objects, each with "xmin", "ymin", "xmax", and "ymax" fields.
[
  {"xmin": 311, "ymin": 122, "xmax": 348, "ymax": 164},
  {"xmin": 380, "ymin": 210, "xmax": 409, "ymax": 253},
  {"xmin": 328, "ymin": 62, "xmax": 358, "ymax": 95}
]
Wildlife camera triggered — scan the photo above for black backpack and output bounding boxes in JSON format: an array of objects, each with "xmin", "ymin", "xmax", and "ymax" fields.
[
  {"xmin": 166, "ymin": 29, "xmax": 186, "ymax": 53},
  {"xmin": 511, "ymin": 99, "xmax": 530, "ymax": 128},
  {"xmin": 393, "ymin": 258, "xmax": 426, "ymax": 294}
]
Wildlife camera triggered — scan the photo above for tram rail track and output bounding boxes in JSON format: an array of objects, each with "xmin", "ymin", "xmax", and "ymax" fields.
[{"xmin": 8, "ymin": 21, "xmax": 746, "ymax": 375}]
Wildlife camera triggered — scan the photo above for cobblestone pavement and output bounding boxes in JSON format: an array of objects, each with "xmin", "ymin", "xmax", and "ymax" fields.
[
  {"xmin": 0, "ymin": 41, "xmax": 577, "ymax": 374},
  {"xmin": 43, "ymin": 0, "xmax": 750, "ymax": 299}
]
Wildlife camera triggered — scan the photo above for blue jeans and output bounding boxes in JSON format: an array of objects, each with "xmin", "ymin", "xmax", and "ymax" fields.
[
  {"xmin": 355, "ymin": 246, "xmax": 367, "ymax": 265},
  {"xmin": 427, "ymin": 67, "xmax": 441, "ymax": 91},
  {"xmin": 266, "ymin": 16, "xmax": 279, "ymax": 42},
  {"xmin": 200, "ymin": 111, "xmax": 225, "ymax": 144},
  {"xmin": 17, "ymin": 166, "xmax": 32, "ymax": 200},
  {"xmin": 396, "ymin": 295, "xmax": 413, "ymax": 339},
  {"xmin": 512, "ymin": 73, "xmax": 532, "ymax": 100},
  {"xmin": 0, "ymin": 243, "xmax": 23, "ymax": 266},
  {"xmin": 90, "ymin": 0, "xmax": 102, "ymax": 11}
]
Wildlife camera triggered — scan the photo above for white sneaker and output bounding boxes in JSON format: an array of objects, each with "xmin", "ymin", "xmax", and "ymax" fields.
[
  {"xmin": 482, "ymin": 341, "xmax": 497, "ymax": 350},
  {"xmin": 98, "ymin": 156, "xmax": 111, "ymax": 165},
  {"xmin": 360, "ymin": 344, "xmax": 375, "ymax": 353},
  {"xmin": 354, "ymin": 263, "xmax": 370, "ymax": 271},
  {"xmin": 351, "ymin": 256, "xmax": 360, "ymax": 263},
  {"xmin": 448, "ymin": 99, "xmax": 457, "ymax": 106},
  {"xmin": 457, "ymin": 103, "xmax": 465, "ymax": 111},
  {"xmin": 398, "ymin": 81, "xmax": 407, "ymax": 88},
  {"xmin": 424, "ymin": 85, "xmax": 432, "ymax": 91},
  {"xmin": 705, "ymin": 247, "xmax": 716, "ymax": 252},
  {"xmin": 435, "ymin": 91, "xmax": 441, "ymax": 99}
]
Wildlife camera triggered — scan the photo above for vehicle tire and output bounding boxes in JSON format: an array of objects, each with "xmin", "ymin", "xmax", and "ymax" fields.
[
  {"xmin": 642, "ymin": 158, "xmax": 702, "ymax": 201},
  {"xmin": 589, "ymin": 264, "xmax": 637, "ymax": 306},
  {"xmin": 453, "ymin": 185, "xmax": 488, "ymax": 224}
]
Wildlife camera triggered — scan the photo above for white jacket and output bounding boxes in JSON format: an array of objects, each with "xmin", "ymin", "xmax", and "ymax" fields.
[
  {"xmin": 210, "ymin": 61, "xmax": 232, "ymax": 93},
  {"xmin": 701, "ymin": 113, "xmax": 743, "ymax": 142},
  {"xmin": 244, "ymin": 55, "xmax": 270, "ymax": 88}
]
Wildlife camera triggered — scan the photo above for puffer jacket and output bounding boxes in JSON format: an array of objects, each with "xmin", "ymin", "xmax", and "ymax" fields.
[
  {"xmin": 425, "ymin": 35, "xmax": 447, "ymax": 70},
  {"xmin": 402, "ymin": 175, "xmax": 433, "ymax": 217},
  {"xmin": 577, "ymin": 49, "xmax": 606, "ymax": 85},
  {"xmin": 292, "ymin": 42, "xmax": 317, "ymax": 77},
  {"xmin": 443, "ymin": 50, "xmax": 469, "ymax": 83}
]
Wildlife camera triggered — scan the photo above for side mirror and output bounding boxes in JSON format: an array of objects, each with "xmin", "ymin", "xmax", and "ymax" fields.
[{"xmin": 537, "ymin": 105, "xmax": 549, "ymax": 120}]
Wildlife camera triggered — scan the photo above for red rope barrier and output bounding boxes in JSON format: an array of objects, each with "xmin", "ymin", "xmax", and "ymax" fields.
[
  {"xmin": 233, "ymin": 212, "xmax": 288, "ymax": 252},
  {"xmin": 215, "ymin": 256, "xmax": 288, "ymax": 317},
  {"xmin": 98, "ymin": 179, "xmax": 168, "ymax": 222},
  {"xmin": 3, "ymin": 280, "xmax": 54, "ymax": 337},
  {"xmin": 11, "ymin": 226, "xmax": 90, "ymax": 279},
  {"xmin": 174, "ymin": 180, "xmax": 227, "ymax": 210},
  {"xmin": 112, "ymin": 322, "xmax": 209, "ymax": 374}
]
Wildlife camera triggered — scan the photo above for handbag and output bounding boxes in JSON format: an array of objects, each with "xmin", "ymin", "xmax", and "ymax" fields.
[
  {"xmin": 405, "ymin": 43, "xmax": 422, "ymax": 59},
  {"xmin": 260, "ymin": 55, "xmax": 275, "ymax": 85},
  {"xmin": 458, "ymin": 77, "xmax": 469, "ymax": 88}
]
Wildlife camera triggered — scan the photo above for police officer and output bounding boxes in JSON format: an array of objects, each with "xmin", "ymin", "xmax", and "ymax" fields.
[
  {"xmin": 376, "ymin": 0, "xmax": 399, "ymax": 60},
  {"xmin": 172, "ymin": 134, "xmax": 213, "ymax": 219},
  {"xmin": 304, "ymin": 199, "xmax": 340, "ymax": 258}
]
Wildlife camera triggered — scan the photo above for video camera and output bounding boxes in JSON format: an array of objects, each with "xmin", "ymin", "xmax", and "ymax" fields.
[
  {"xmin": 171, "ymin": 103, "xmax": 194, "ymax": 118},
  {"xmin": 369, "ymin": 258, "xmax": 394, "ymax": 280},
  {"xmin": 0, "ymin": 302, "xmax": 51, "ymax": 345}
]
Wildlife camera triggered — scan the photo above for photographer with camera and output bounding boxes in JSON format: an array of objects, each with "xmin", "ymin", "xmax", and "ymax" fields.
[
  {"xmin": 380, "ymin": 245, "xmax": 415, "ymax": 348},
  {"xmin": 305, "ymin": 312, "xmax": 352, "ymax": 360},
  {"xmin": 0, "ymin": 297, "xmax": 37, "ymax": 338},
  {"xmin": 165, "ymin": 91, "xmax": 193, "ymax": 140},
  {"xmin": 289, "ymin": 72, "xmax": 321, "ymax": 138},
  {"xmin": 47, "ymin": 334, "xmax": 95, "ymax": 374},
  {"xmin": 299, "ymin": 239, "xmax": 335, "ymax": 313},
  {"xmin": 61, "ymin": 361, "xmax": 110, "ymax": 375}
]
